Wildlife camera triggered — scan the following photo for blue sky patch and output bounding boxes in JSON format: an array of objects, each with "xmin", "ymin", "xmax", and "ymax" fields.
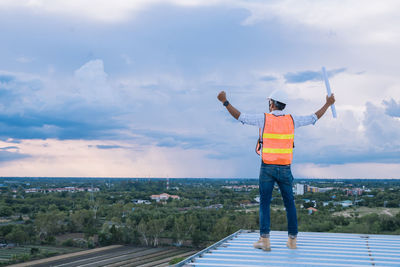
[
  {"xmin": 284, "ymin": 68, "xmax": 346, "ymax": 83},
  {"xmin": 95, "ymin": 145, "xmax": 124, "ymax": 149},
  {"xmin": 0, "ymin": 150, "xmax": 30, "ymax": 163},
  {"xmin": 260, "ymin": 75, "xmax": 277, "ymax": 82},
  {"xmin": 383, "ymin": 99, "xmax": 400, "ymax": 117},
  {"xmin": 0, "ymin": 74, "xmax": 14, "ymax": 83}
]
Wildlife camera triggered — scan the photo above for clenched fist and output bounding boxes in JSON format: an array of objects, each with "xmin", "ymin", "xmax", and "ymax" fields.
[
  {"xmin": 217, "ymin": 91, "xmax": 227, "ymax": 103},
  {"xmin": 326, "ymin": 93, "xmax": 335, "ymax": 106}
]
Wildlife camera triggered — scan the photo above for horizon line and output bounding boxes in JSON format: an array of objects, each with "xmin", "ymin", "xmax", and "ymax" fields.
[{"xmin": 1, "ymin": 176, "xmax": 400, "ymax": 180}]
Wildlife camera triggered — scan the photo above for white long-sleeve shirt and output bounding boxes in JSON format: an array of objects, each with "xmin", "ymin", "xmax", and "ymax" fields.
[{"xmin": 238, "ymin": 110, "xmax": 318, "ymax": 129}]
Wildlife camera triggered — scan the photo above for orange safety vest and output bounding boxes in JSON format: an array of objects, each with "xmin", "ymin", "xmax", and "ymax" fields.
[{"xmin": 256, "ymin": 113, "xmax": 295, "ymax": 165}]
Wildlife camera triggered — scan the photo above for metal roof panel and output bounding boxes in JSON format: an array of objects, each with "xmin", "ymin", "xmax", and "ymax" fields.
[{"xmin": 175, "ymin": 230, "xmax": 400, "ymax": 267}]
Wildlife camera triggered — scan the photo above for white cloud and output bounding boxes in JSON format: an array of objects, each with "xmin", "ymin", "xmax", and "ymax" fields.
[
  {"xmin": 2, "ymin": 58, "xmax": 400, "ymax": 178},
  {"xmin": 238, "ymin": 0, "xmax": 400, "ymax": 45},
  {"xmin": 1, "ymin": 1, "xmax": 400, "ymax": 178},
  {"xmin": 0, "ymin": 0, "xmax": 147, "ymax": 23},
  {"xmin": 74, "ymin": 59, "xmax": 107, "ymax": 82},
  {"xmin": 364, "ymin": 102, "xmax": 400, "ymax": 149},
  {"xmin": 2, "ymin": 0, "xmax": 399, "ymax": 47},
  {"xmin": 16, "ymin": 56, "xmax": 34, "ymax": 63},
  {"xmin": 293, "ymin": 163, "xmax": 400, "ymax": 179},
  {"xmin": 0, "ymin": 0, "xmax": 227, "ymax": 23},
  {"xmin": 73, "ymin": 59, "xmax": 120, "ymax": 106}
]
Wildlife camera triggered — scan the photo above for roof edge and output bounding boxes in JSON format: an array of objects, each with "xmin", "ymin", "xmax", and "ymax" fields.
[{"xmin": 173, "ymin": 229, "xmax": 246, "ymax": 267}]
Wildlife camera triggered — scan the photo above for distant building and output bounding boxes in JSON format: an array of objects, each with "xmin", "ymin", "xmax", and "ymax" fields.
[
  {"xmin": 132, "ymin": 199, "xmax": 151, "ymax": 205},
  {"xmin": 339, "ymin": 200, "xmax": 353, "ymax": 207},
  {"xmin": 345, "ymin": 188, "xmax": 364, "ymax": 196},
  {"xmin": 301, "ymin": 185, "xmax": 333, "ymax": 193},
  {"xmin": 307, "ymin": 186, "xmax": 319, "ymax": 193},
  {"xmin": 295, "ymin": 184, "xmax": 305, "ymax": 195},
  {"xmin": 222, "ymin": 185, "xmax": 258, "ymax": 191},
  {"xmin": 150, "ymin": 193, "xmax": 180, "ymax": 202},
  {"xmin": 318, "ymin": 187, "xmax": 334, "ymax": 193},
  {"xmin": 323, "ymin": 201, "xmax": 332, "ymax": 207},
  {"xmin": 205, "ymin": 204, "xmax": 223, "ymax": 210},
  {"xmin": 87, "ymin": 187, "xmax": 100, "ymax": 192},
  {"xmin": 25, "ymin": 188, "xmax": 40, "ymax": 193},
  {"xmin": 307, "ymin": 207, "xmax": 318, "ymax": 214},
  {"xmin": 24, "ymin": 187, "xmax": 99, "ymax": 193}
]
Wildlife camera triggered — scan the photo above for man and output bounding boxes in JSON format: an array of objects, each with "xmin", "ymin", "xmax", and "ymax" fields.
[{"xmin": 217, "ymin": 89, "xmax": 335, "ymax": 251}]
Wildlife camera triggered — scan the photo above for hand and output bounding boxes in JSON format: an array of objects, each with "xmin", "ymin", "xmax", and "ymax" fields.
[
  {"xmin": 217, "ymin": 91, "xmax": 227, "ymax": 103},
  {"xmin": 326, "ymin": 93, "xmax": 335, "ymax": 106}
]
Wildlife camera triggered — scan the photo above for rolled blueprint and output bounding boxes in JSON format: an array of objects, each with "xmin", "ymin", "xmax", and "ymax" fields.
[{"xmin": 321, "ymin": 67, "xmax": 337, "ymax": 118}]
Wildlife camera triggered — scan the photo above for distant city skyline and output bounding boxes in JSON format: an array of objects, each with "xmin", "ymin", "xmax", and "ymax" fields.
[{"xmin": 0, "ymin": 1, "xmax": 399, "ymax": 178}]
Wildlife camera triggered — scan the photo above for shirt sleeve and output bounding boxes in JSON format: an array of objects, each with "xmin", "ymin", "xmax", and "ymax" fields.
[
  {"xmin": 238, "ymin": 113, "xmax": 265, "ymax": 128},
  {"xmin": 291, "ymin": 114, "xmax": 318, "ymax": 129}
]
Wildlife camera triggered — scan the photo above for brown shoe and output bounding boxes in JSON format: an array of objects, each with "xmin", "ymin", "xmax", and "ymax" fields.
[
  {"xmin": 253, "ymin": 237, "xmax": 271, "ymax": 251},
  {"xmin": 286, "ymin": 237, "xmax": 297, "ymax": 249}
]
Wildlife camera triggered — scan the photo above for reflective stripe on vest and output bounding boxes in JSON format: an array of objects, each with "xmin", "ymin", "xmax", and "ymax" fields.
[
  {"xmin": 261, "ymin": 113, "xmax": 294, "ymax": 165},
  {"xmin": 263, "ymin": 133, "xmax": 294, "ymax": 139},
  {"xmin": 262, "ymin": 148, "xmax": 293, "ymax": 154}
]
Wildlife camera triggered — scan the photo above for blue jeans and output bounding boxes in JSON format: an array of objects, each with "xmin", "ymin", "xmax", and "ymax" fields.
[{"xmin": 259, "ymin": 162, "xmax": 298, "ymax": 236}]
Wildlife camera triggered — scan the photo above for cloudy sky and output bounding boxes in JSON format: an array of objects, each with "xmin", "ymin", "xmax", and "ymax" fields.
[{"xmin": 0, "ymin": 0, "xmax": 399, "ymax": 178}]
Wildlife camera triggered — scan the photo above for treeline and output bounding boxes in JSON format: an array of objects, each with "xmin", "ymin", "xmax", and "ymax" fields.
[
  {"xmin": 98, "ymin": 207, "xmax": 258, "ymax": 247},
  {"xmin": 1, "ymin": 179, "xmax": 400, "ymax": 249},
  {"xmin": 298, "ymin": 210, "xmax": 400, "ymax": 234},
  {"xmin": 0, "ymin": 204, "xmax": 259, "ymax": 248},
  {"xmin": 2, "ymin": 204, "xmax": 400, "ymax": 249}
]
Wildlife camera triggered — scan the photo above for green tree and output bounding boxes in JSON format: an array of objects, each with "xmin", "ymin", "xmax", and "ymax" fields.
[
  {"xmin": 211, "ymin": 217, "xmax": 235, "ymax": 241},
  {"xmin": 35, "ymin": 211, "xmax": 67, "ymax": 239},
  {"xmin": 137, "ymin": 219, "xmax": 150, "ymax": 246},
  {"xmin": 148, "ymin": 218, "xmax": 166, "ymax": 247},
  {"xmin": 5, "ymin": 226, "xmax": 29, "ymax": 245},
  {"xmin": 173, "ymin": 215, "xmax": 193, "ymax": 246},
  {"xmin": 70, "ymin": 209, "xmax": 97, "ymax": 235},
  {"xmin": 0, "ymin": 205, "xmax": 13, "ymax": 217}
]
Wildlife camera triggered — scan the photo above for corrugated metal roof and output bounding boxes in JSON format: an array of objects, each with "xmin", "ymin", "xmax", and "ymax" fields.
[{"xmin": 175, "ymin": 230, "xmax": 400, "ymax": 267}]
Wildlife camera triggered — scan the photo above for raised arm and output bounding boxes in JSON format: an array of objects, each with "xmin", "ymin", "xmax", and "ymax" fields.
[
  {"xmin": 217, "ymin": 91, "xmax": 241, "ymax": 120},
  {"xmin": 315, "ymin": 94, "xmax": 336, "ymax": 119}
]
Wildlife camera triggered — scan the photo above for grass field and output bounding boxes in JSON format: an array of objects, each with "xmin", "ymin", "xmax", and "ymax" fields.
[
  {"xmin": 0, "ymin": 245, "xmax": 83, "ymax": 263},
  {"xmin": 333, "ymin": 207, "xmax": 400, "ymax": 218}
]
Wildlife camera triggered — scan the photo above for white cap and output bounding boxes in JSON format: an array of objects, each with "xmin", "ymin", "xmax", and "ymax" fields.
[{"xmin": 268, "ymin": 89, "xmax": 288, "ymax": 105}]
